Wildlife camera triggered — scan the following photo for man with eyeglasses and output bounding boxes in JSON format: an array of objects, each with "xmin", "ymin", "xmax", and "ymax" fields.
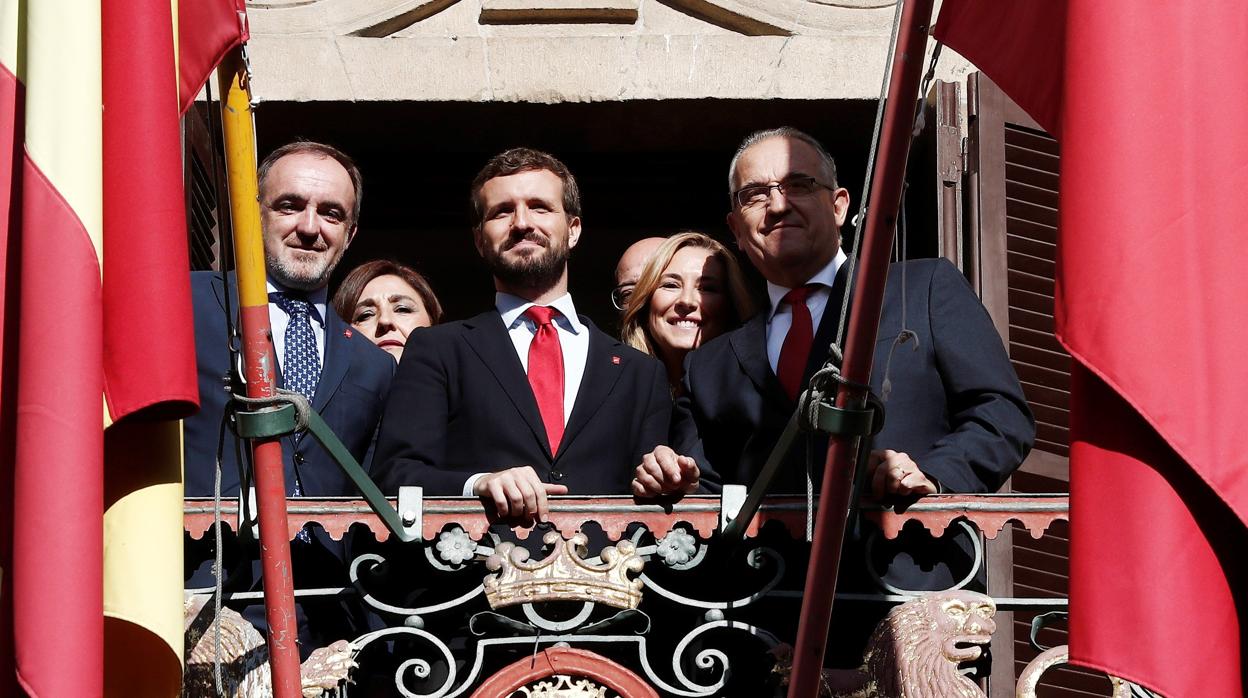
[
  {"xmin": 611, "ymin": 236, "xmax": 665, "ymax": 311},
  {"xmin": 640, "ymin": 124, "xmax": 1033, "ymax": 501},
  {"xmin": 635, "ymin": 127, "xmax": 1034, "ymax": 659}
]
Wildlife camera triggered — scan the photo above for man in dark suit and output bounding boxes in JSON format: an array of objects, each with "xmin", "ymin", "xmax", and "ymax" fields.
[
  {"xmin": 183, "ymin": 141, "xmax": 393, "ymax": 654},
  {"xmin": 184, "ymin": 140, "xmax": 393, "ymax": 498},
  {"xmin": 373, "ymin": 148, "xmax": 671, "ymax": 523},
  {"xmin": 639, "ymin": 126, "xmax": 1033, "ymax": 504},
  {"xmin": 636, "ymin": 128, "xmax": 1034, "ymax": 666}
]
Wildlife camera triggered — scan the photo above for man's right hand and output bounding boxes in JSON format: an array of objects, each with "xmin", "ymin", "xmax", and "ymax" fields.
[
  {"xmin": 632, "ymin": 445, "xmax": 700, "ymax": 498},
  {"xmin": 472, "ymin": 465, "xmax": 569, "ymax": 524}
]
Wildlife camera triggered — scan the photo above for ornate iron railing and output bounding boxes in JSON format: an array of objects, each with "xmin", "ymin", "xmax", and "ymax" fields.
[{"xmin": 185, "ymin": 491, "xmax": 1077, "ymax": 697}]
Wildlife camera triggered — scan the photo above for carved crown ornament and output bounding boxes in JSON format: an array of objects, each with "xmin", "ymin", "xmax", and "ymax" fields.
[{"xmin": 483, "ymin": 531, "xmax": 644, "ymax": 610}]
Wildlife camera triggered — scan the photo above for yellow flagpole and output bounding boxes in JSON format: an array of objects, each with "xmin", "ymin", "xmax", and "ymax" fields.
[{"xmin": 216, "ymin": 46, "xmax": 303, "ymax": 698}]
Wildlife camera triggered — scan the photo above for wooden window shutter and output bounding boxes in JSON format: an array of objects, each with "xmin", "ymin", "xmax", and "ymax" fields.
[
  {"xmin": 183, "ymin": 103, "xmax": 229, "ymax": 272},
  {"xmin": 962, "ymin": 73, "xmax": 1115, "ymax": 696}
]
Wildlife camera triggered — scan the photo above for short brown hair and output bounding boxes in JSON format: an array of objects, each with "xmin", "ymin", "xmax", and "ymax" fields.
[
  {"xmin": 469, "ymin": 147, "xmax": 581, "ymax": 229},
  {"xmin": 258, "ymin": 140, "xmax": 363, "ymax": 227},
  {"xmin": 620, "ymin": 231, "xmax": 755, "ymax": 357},
  {"xmin": 331, "ymin": 260, "xmax": 443, "ymax": 326}
]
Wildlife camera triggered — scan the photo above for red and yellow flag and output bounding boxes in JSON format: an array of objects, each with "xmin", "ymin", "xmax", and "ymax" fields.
[
  {"xmin": 1, "ymin": 1, "xmax": 245, "ymax": 695},
  {"xmin": 937, "ymin": 2, "xmax": 1248, "ymax": 696}
]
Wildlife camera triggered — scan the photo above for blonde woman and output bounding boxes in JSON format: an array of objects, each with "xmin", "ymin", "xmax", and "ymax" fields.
[{"xmin": 621, "ymin": 232, "xmax": 755, "ymax": 393}]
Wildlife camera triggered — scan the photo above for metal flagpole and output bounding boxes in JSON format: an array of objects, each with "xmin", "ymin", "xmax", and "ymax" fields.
[
  {"xmin": 786, "ymin": 0, "xmax": 937, "ymax": 694},
  {"xmin": 216, "ymin": 46, "xmax": 304, "ymax": 698}
]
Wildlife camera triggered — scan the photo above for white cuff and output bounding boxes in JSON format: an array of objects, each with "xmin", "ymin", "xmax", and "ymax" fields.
[{"xmin": 463, "ymin": 472, "xmax": 488, "ymax": 497}]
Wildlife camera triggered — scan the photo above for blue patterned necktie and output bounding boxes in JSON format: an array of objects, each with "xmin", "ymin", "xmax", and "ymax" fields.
[
  {"xmin": 272, "ymin": 292, "xmax": 321, "ymax": 506},
  {"xmin": 272, "ymin": 293, "xmax": 322, "ymax": 405}
]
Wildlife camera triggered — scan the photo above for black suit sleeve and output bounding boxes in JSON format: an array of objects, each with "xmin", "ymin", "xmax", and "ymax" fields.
[
  {"xmin": 919, "ymin": 259, "xmax": 1035, "ymax": 493},
  {"xmin": 633, "ymin": 359, "xmax": 674, "ymax": 466},
  {"xmin": 371, "ymin": 328, "xmax": 461, "ymax": 495},
  {"xmin": 669, "ymin": 353, "xmax": 721, "ymax": 493},
  {"xmin": 359, "ymin": 357, "xmax": 395, "ymax": 473}
]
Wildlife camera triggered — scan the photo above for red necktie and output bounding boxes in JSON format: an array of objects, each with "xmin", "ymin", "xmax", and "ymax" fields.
[
  {"xmin": 524, "ymin": 306, "xmax": 565, "ymax": 453},
  {"xmin": 777, "ymin": 285, "xmax": 819, "ymax": 401}
]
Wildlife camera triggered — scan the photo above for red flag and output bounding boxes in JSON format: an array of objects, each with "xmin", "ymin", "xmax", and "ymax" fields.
[
  {"xmin": 177, "ymin": 0, "xmax": 249, "ymax": 115},
  {"xmin": 2, "ymin": 1, "xmax": 243, "ymax": 695},
  {"xmin": 937, "ymin": 2, "xmax": 1248, "ymax": 696}
]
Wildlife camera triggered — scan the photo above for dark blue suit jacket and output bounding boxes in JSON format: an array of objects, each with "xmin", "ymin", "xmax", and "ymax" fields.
[
  {"xmin": 182, "ymin": 271, "xmax": 394, "ymax": 655},
  {"xmin": 670, "ymin": 258, "xmax": 1033, "ymax": 665},
  {"xmin": 373, "ymin": 309, "xmax": 671, "ymax": 496},
  {"xmin": 183, "ymin": 271, "xmax": 394, "ymax": 498},
  {"xmin": 672, "ymin": 257, "xmax": 1033, "ymax": 495}
]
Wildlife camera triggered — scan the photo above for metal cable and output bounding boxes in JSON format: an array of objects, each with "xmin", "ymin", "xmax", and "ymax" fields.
[
  {"xmin": 802, "ymin": 0, "xmax": 905, "ymax": 539},
  {"xmin": 834, "ymin": 0, "xmax": 906, "ymax": 352},
  {"xmin": 201, "ymin": 74, "xmax": 230, "ymax": 697}
]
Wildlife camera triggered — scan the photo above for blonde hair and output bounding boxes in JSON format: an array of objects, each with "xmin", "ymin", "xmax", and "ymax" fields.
[{"xmin": 620, "ymin": 231, "xmax": 755, "ymax": 357}]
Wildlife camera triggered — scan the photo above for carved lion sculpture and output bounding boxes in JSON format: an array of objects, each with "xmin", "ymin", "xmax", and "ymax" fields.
[
  {"xmin": 183, "ymin": 594, "xmax": 357, "ymax": 698},
  {"xmin": 774, "ymin": 590, "xmax": 997, "ymax": 698}
]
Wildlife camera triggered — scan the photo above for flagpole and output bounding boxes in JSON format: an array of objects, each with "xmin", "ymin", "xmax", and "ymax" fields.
[
  {"xmin": 217, "ymin": 46, "xmax": 304, "ymax": 698},
  {"xmin": 786, "ymin": 0, "xmax": 936, "ymax": 695}
]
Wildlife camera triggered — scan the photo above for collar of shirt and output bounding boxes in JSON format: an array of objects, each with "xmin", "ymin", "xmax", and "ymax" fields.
[
  {"xmin": 763, "ymin": 247, "xmax": 847, "ymax": 374},
  {"xmin": 267, "ymin": 280, "xmax": 329, "ymax": 369},
  {"xmin": 765, "ymin": 247, "xmax": 848, "ymax": 321},
  {"xmin": 496, "ymin": 291, "xmax": 585, "ymax": 335},
  {"xmin": 495, "ymin": 290, "xmax": 589, "ymax": 428},
  {"xmin": 267, "ymin": 280, "xmax": 328, "ymax": 325}
]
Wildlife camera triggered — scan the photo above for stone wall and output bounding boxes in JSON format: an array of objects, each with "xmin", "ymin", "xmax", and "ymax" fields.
[{"xmin": 244, "ymin": 0, "xmax": 975, "ymax": 103}]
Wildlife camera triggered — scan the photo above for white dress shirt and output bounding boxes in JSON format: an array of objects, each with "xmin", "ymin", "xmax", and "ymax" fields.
[
  {"xmin": 764, "ymin": 248, "xmax": 848, "ymax": 373},
  {"xmin": 495, "ymin": 291, "xmax": 589, "ymax": 422},
  {"xmin": 266, "ymin": 280, "xmax": 329, "ymax": 372},
  {"xmin": 463, "ymin": 291, "xmax": 590, "ymax": 495}
]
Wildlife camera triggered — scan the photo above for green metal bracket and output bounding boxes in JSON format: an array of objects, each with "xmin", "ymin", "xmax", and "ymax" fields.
[
  {"xmin": 233, "ymin": 402, "xmax": 298, "ymax": 439},
  {"xmin": 813, "ymin": 400, "xmax": 880, "ymax": 438},
  {"xmin": 302, "ymin": 410, "xmax": 419, "ymax": 543}
]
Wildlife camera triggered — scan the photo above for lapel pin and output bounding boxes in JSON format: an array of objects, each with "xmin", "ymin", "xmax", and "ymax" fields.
[
  {"xmin": 612, "ymin": 355, "xmax": 621, "ymax": 365},
  {"xmin": 343, "ymin": 328, "xmax": 353, "ymax": 338}
]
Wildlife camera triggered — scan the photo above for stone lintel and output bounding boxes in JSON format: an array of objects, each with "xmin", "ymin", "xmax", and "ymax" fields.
[
  {"xmin": 247, "ymin": 34, "xmax": 972, "ymax": 104},
  {"xmin": 479, "ymin": 0, "xmax": 640, "ymax": 25}
]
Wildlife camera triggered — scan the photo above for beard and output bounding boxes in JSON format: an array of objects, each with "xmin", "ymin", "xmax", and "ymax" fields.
[
  {"xmin": 266, "ymin": 248, "xmax": 343, "ymax": 292},
  {"xmin": 482, "ymin": 231, "xmax": 570, "ymax": 292}
]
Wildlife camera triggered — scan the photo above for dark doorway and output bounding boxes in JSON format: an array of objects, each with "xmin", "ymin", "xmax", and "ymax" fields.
[{"xmin": 255, "ymin": 98, "xmax": 934, "ymax": 328}]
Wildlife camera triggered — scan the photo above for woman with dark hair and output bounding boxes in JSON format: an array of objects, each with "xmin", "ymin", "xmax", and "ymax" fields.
[
  {"xmin": 332, "ymin": 260, "xmax": 443, "ymax": 360},
  {"xmin": 620, "ymin": 231, "xmax": 755, "ymax": 393}
]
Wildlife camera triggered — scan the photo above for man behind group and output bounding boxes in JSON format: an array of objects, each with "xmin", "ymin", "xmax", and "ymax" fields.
[
  {"xmin": 374, "ymin": 148, "xmax": 672, "ymax": 523},
  {"xmin": 611, "ymin": 236, "xmax": 664, "ymax": 311},
  {"xmin": 183, "ymin": 141, "xmax": 394, "ymax": 652},
  {"xmin": 637, "ymin": 127, "xmax": 1034, "ymax": 662}
]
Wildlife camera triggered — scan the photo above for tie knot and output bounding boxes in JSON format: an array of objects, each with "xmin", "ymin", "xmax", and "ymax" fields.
[
  {"xmin": 273, "ymin": 292, "xmax": 311, "ymax": 318},
  {"xmin": 524, "ymin": 305, "xmax": 560, "ymax": 327},
  {"xmin": 783, "ymin": 283, "xmax": 821, "ymax": 307}
]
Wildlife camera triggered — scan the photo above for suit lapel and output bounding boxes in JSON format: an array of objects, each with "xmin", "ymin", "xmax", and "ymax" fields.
[
  {"xmin": 212, "ymin": 272, "xmax": 231, "ymax": 315},
  {"xmin": 730, "ymin": 314, "xmax": 791, "ymax": 412},
  {"xmin": 804, "ymin": 261, "xmax": 853, "ymax": 380},
  {"xmin": 461, "ymin": 311, "xmax": 553, "ymax": 456},
  {"xmin": 731, "ymin": 261, "xmax": 854, "ymax": 411},
  {"xmin": 312, "ymin": 311, "xmax": 350, "ymax": 413},
  {"xmin": 557, "ymin": 323, "xmax": 623, "ymax": 459}
]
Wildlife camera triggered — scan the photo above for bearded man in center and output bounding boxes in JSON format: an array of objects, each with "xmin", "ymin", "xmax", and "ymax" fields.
[{"xmin": 373, "ymin": 148, "xmax": 673, "ymax": 523}]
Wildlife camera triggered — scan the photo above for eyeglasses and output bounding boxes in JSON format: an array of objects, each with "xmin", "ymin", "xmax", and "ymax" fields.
[
  {"xmin": 611, "ymin": 283, "xmax": 635, "ymax": 311},
  {"xmin": 732, "ymin": 176, "xmax": 832, "ymax": 210}
]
